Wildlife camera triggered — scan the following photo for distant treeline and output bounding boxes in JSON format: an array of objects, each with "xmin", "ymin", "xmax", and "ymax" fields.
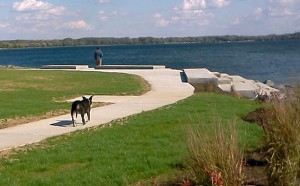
[{"xmin": 1, "ymin": 32, "xmax": 300, "ymax": 49}]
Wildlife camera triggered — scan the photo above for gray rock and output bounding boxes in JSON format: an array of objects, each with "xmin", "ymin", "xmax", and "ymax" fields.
[{"xmin": 264, "ymin": 80, "xmax": 275, "ymax": 87}]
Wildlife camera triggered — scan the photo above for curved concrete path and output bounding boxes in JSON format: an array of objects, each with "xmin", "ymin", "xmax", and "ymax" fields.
[{"xmin": 0, "ymin": 68, "xmax": 194, "ymax": 151}]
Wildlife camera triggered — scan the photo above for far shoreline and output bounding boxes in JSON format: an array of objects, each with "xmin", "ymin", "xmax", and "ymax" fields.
[{"xmin": 1, "ymin": 32, "xmax": 299, "ymax": 49}]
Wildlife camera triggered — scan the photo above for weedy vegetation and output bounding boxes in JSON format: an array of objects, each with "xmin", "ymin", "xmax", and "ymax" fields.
[
  {"xmin": 186, "ymin": 120, "xmax": 245, "ymax": 186},
  {"xmin": 263, "ymin": 87, "xmax": 300, "ymax": 185}
]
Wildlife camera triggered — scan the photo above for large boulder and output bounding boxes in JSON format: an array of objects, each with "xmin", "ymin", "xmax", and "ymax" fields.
[{"xmin": 183, "ymin": 68, "xmax": 218, "ymax": 85}]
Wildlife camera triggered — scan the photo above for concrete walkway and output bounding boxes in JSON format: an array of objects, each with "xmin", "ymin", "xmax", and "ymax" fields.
[{"xmin": 0, "ymin": 68, "xmax": 194, "ymax": 151}]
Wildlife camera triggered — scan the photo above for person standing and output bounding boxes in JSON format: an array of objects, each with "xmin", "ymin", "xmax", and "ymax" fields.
[{"xmin": 94, "ymin": 47, "xmax": 103, "ymax": 66}]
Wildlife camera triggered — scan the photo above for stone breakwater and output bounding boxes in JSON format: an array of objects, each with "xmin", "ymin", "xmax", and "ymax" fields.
[
  {"xmin": 183, "ymin": 68, "xmax": 282, "ymax": 100},
  {"xmin": 0, "ymin": 65, "xmax": 24, "ymax": 69}
]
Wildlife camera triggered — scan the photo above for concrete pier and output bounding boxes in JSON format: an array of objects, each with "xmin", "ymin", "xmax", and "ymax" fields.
[
  {"xmin": 41, "ymin": 65, "xmax": 89, "ymax": 70},
  {"xmin": 95, "ymin": 65, "xmax": 165, "ymax": 69},
  {"xmin": 41, "ymin": 64, "xmax": 165, "ymax": 70}
]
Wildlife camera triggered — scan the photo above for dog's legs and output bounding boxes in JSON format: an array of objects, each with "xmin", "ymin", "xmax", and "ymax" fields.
[
  {"xmin": 71, "ymin": 112, "xmax": 76, "ymax": 127},
  {"xmin": 87, "ymin": 111, "xmax": 91, "ymax": 122},
  {"xmin": 81, "ymin": 113, "xmax": 86, "ymax": 125}
]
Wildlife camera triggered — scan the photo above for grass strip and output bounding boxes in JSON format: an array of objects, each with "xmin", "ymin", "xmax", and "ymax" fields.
[{"xmin": 0, "ymin": 93, "xmax": 264, "ymax": 186}]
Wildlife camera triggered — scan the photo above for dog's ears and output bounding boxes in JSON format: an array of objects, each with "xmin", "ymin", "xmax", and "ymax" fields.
[
  {"xmin": 82, "ymin": 96, "xmax": 87, "ymax": 100},
  {"xmin": 89, "ymin": 95, "xmax": 94, "ymax": 100}
]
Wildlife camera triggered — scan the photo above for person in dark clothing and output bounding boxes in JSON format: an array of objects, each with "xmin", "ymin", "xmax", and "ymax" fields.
[{"xmin": 94, "ymin": 47, "xmax": 103, "ymax": 66}]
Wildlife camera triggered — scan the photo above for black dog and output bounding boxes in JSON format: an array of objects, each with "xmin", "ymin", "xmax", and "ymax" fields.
[{"xmin": 71, "ymin": 95, "xmax": 93, "ymax": 127}]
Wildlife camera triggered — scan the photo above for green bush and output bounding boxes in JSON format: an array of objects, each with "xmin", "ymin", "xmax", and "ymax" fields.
[{"xmin": 265, "ymin": 87, "xmax": 300, "ymax": 185}]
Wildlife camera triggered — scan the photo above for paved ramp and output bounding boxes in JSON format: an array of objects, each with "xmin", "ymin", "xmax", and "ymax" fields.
[{"xmin": 0, "ymin": 68, "xmax": 194, "ymax": 151}]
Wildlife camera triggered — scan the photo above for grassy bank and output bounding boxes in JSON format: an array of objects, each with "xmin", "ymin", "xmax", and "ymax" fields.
[
  {"xmin": 0, "ymin": 93, "xmax": 264, "ymax": 185},
  {"xmin": 0, "ymin": 69, "xmax": 149, "ymax": 128}
]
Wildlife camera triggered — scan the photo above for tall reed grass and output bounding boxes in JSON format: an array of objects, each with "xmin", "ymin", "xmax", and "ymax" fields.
[
  {"xmin": 264, "ymin": 87, "xmax": 300, "ymax": 185},
  {"xmin": 186, "ymin": 121, "xmax": 245, "ymax": 186}
]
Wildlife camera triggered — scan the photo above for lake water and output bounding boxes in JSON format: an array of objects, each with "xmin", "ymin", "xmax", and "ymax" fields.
[{"xmin": 0, "ymin": 40, "xmax": 300, "ymax": 84}]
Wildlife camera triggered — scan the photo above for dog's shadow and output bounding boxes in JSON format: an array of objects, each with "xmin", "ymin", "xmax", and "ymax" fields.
[{"xmin": 50, "ymin": 120, "xmax": 74, "ymax": 127}]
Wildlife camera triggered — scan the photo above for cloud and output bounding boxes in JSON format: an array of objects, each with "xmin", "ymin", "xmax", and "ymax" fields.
[
  {"xmin": 269, "ymin": 7, "xmax": 293, "ymax": 17},
  {"xmin": 269, "ymin": 0, "xmax": 295, "ymax": 4},
  {"xmin": 111, "ymin": 11, "xmax": 118, "ymax": 16},
  {"xmin": 99, "ymin": 0, "xmax": 111, "ymax": 4},
  {"xmin": 12, "ymin": 0, "xmax": 65, "ymax": 22},
  {"xmin": 153, "ymin": 13, "xmax": 162, "ymax": 18},
  {"xmin": 151, "ymin": 0, "xmax": 226, "ymax": 30},
  {"xmin": 151, "ymin": 13, "xmax": 169, "ymax": 27},
  {"xmin": 233, "ymin": 0, "xmax": 299, "ymax": 25},
  {"xmin": 253, "ymin": 7, "xmax": 264, "ymax": 17},
  {"xmin": 99, "ymin": 11, "xmax": 108, "ymax": 21},
  {"xmin": 64, "ymin": 20, "xmax": 94, "ymax": 30},
  {"xmin": 13, "ymin": 0, "xmax": 50, "ymax": 11},
  {"xmin": 182, "ymin": 0, "xmax": 207, "ymax": 10},
  {"xmin": 100, "ymin": 16, "xmax": 108, "ymax": 21},
  {"xmin": 46, "ymin": 6, "xmax": 66, "ymax": 16},
  {"xmin": 228, "ymin": 0, "xmax": 300, "ymax": 35},
  {"xmin": 12, "ymin": 0, "xmax": 66, "ymax": 16},
  {"xmin": 10, "ymin": 0, "xmax": 94, "ymax": 36},
  {"xmin": 99, "ymin": 10, "xmax": 118, "ymax": 21},
  {"xmin": 15, "ymin": 13, "xmax": 50, "ymax": 21},
  {"xmin": 177, "ymin": 0, "xmax": 230, "ymax": 11},
  {"xmin": 0, "ymin": 23, "xmax": 9, "ymax": 28},
  {"xmin": 268, "ymin": 0, "xmax": 300, "ymax": 19},
  {"xmin": 172, "ymin": 1, "xmax": 217, "ymax": 26},
  {"xmin": 171, "ymin": 0, "xmax": 229, "ymax": 26},
  {"xmin": 11, "ymin": 0, "xmax": 69, "ymax": 27},
  {"xmin": 210, "ymin": 0, "xmax": 230, "ymax": 8},
  {"xmin": 253, "ymin": 6, "xmax": 294, "ymax": 18},
  {"xmin": 156, "ymin": 19, "xmax": 170, "ymax": 27}
]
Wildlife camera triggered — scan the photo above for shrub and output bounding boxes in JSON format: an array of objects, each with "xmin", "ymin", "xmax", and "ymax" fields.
[
  {"xmin": 186, "ymin": 121, "xmax": 245, "ymax": 186},
  {"xmin": 264, "ymin": 87, "xmax": 300, "ymax": 185}
]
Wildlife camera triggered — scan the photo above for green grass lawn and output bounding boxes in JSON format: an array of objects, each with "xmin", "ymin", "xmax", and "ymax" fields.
[
  {"xmin": 0, "ymin": 93, "xmax": 264, "ymax": 186},
  {"xmin": 0, "ymin": 69, "xmax": 148, "ymax": 127}
]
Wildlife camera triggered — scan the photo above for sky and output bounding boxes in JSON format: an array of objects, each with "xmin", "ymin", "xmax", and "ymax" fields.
[{"xmin": 0, "ymin": 0, "xmax": 299, "ymax": 40}]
